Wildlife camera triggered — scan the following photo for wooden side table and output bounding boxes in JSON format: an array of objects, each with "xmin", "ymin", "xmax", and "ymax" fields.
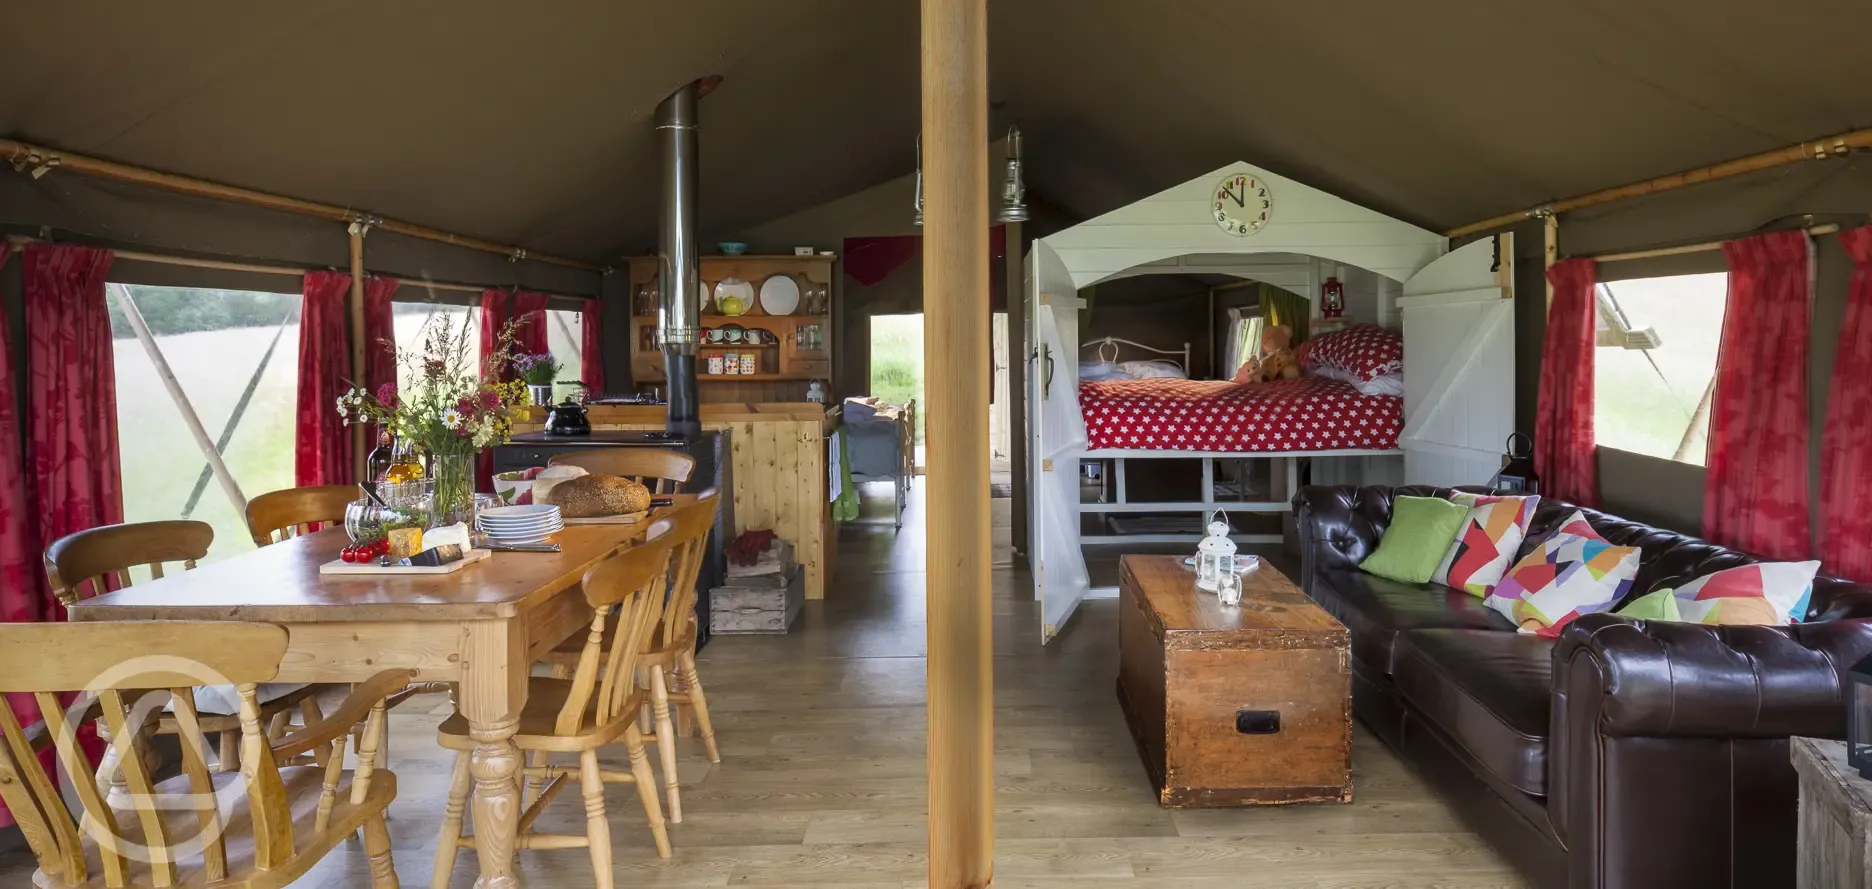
[
  {"xmin": 1115, "ymin": 554, "xmax": 1351, "ymax": 807},
  {"xmin": 1793, "ymin": 736, "xmax": 1872, "ymax": 889}
]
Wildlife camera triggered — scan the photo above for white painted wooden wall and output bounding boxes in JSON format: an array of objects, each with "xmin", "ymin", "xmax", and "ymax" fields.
[
  {"xmin": 1042, "ymin": 161, "xmax": 1447, "ymax": 289},
  {"xmin": 1398, "ymin": 236, "xmax": 1517, "ymax": 487}
]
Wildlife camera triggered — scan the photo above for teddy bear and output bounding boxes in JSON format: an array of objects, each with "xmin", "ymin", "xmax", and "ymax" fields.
[{"xmin": 1232, "ymin": 322, "xmax": 1302, "ymax": 384}]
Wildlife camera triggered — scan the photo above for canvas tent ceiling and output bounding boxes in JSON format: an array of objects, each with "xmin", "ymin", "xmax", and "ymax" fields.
[{"xmin": 3, "ymin": 0, "xmax": 1870, "ymax": 264}]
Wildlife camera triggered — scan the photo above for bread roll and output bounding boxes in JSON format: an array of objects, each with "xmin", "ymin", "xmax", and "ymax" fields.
[{"xmin": 542, "ymin": 474, "xmax": 652, "ymax": 518}]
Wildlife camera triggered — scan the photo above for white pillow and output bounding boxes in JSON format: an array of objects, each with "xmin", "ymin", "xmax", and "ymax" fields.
[
  {"xmin": 1118, "ymin": 360, "xmax": 1187, "ymax": 380},
  {"xmin": 1307, "ymin": 363, "xmax": 1403, "ymax": 395},
  {"xmin": 1078, "ymin": 361, "xmax": 1134, "ymax": 382}
]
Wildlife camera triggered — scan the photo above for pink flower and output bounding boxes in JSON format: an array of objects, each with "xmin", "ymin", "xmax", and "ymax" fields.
[
  {"xmin": 479, "ymin": 389, "xmax": 501, "ymax": 411},
  {"xmin": 376, "ymin": 383, "xmax": 398, "ymax": 409},
  {"xmin": 455, "ymin": 397, "xmax": 477, "ymax": 417}
]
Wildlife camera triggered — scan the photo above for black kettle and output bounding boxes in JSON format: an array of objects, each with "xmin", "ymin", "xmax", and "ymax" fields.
[{"xmin": 543, "ymin": 385, "xmax": 591, "ymax": 437}]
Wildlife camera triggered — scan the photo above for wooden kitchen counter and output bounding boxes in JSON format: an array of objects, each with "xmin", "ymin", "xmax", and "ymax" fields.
[{"xmin": 514, "ymin": 403, "xmax": 836, "ymax": 598}]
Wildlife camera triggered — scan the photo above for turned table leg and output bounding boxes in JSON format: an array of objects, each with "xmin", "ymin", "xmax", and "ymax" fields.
[{"xmin": 461, "ymin": 619, "xmax": 529, "ymax": 889}]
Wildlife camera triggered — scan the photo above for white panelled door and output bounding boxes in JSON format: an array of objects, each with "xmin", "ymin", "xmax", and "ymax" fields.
[
  {"xmin": 1027, "ymin": 242, "xmax": 1091, "ymax": 644},
  {"xmin": 1398, "ymin": 235, "xmax": 1517, "ymax": 488}
]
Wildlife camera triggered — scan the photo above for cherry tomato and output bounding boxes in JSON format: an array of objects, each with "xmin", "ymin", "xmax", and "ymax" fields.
[{"xmin": 340, "ymin": 547, "xmax": 357, "ymax": 563}]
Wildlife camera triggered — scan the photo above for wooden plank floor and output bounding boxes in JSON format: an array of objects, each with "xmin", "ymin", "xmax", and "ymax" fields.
[{"xmin": 0, "ymin": 481, "xmax": 1527, "ymax": 887}]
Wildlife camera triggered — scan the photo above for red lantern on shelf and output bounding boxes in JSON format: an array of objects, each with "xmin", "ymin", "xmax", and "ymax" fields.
[{"xmin": 1320, "ymin": 276, "xmax": 1345, "ymax": 318}]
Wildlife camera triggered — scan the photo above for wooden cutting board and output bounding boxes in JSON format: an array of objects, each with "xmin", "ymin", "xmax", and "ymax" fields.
[{"xmin": 318, "ymin": 546, "xmax": 494, "ymax": 575}]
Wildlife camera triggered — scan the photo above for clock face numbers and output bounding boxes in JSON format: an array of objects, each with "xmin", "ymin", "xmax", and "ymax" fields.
[{"xmin": 1213, "ymin": 173, "xmax": 1273, "ymax": 237}]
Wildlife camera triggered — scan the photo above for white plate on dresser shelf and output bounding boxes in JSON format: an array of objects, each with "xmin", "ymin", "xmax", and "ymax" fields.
[{"xmin": 759, "ymin": 275, "xmax": 801, "ymax": 315}]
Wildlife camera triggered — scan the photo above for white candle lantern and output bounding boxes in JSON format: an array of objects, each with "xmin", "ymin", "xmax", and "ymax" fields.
[{"xmin": 1194, "ymin": 510, "xmax": 1236, "ymax": 592}]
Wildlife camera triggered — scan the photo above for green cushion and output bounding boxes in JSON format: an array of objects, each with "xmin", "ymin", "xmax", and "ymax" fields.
[
  {"xmin": 1616, "ymin": 588, "xmax": 1681, "ymax": 621},
  {"xmin": 1359, "ymin": 496, "xmax": 1471, "ymax": 585}
]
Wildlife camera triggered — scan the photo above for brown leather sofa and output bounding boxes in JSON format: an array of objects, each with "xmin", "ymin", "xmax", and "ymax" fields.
[{"xmin": 1293, "ymin": 485, "xmax": 1872, "ymax": 889}]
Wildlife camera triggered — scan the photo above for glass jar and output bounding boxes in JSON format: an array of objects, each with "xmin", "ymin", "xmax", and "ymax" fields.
[
  {"xmin": 429, "ymin": 450, "xmax": 476, "ymax": 527},
  {"xmin": 1216, "ymin": 569, "xmax": 1243, "ymax": 607}
]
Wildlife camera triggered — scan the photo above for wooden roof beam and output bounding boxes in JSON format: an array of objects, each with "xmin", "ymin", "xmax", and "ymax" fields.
[
  {"xmin": 1446, "ymin": 127, "xmax": 1872, "ymax": 239},
  {"xmin": 1, "ymin": 136, "xmax": 605, "ymax": 272}
]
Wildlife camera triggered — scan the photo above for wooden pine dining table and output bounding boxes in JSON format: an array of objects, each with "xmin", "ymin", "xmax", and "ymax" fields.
[{"xmin": 65, "ymin": 502, "xmax": 686, "ymax": 889}]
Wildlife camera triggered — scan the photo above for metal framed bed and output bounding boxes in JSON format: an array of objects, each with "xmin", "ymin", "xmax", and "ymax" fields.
[{"xmin": 1076, "ymin": 335, "xmax": 1402, "ymax": 544}]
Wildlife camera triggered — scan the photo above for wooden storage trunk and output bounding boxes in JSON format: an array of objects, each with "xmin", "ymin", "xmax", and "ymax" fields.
[
  {"xmin": 710, "ymin": 566, "xmax": 804, "ymax": 635},
  {"xmin": 1116, "ymin": 554, "xmax": 1352, "ymax": 807}
]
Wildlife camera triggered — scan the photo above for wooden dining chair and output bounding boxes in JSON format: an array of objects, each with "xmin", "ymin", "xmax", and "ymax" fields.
[
  {"xmin": 0, "ymin": 620, "xmax": 411, "ymax": 889},
  {"xmin": 636, "ymin": 496, "xmax": 723, "ymax": 824},
  {"xmin": 45, "ymin": 521, "xmax": 323, "ymax": 776},
  {"xmin": 245, "ymin": 485, "xmax": 358, "ymax": 546},
  {"xmin": 536, "ymin": 495, "xmax": 723, "ymax": 823},
  {"xmin": 548, "ymin": 448, "xmax": 695, "ymax": 494},
  {"xmin": 431, "ymin": 533, "xmax": 678, "ymax": 888}
]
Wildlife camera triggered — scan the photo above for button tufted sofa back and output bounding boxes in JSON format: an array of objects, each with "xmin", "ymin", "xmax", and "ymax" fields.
[{"xmin": 1293, "ymin": 485, "xmax": 1872, "ymax": 622}]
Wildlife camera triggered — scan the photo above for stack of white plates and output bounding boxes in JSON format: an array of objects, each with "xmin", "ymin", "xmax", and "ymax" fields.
[{"xmin": 477, "ymin": 504, "xmax": 564, "ymax": 546}]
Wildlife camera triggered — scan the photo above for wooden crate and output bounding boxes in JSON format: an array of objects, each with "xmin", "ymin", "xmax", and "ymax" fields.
[
  {"xmin": 710, "ymin": 567, "xmax": 804, "ymax": 635},
  {"xmin": 1116, "ymin": 554, "xmax": 1352, "ymax": 807}
]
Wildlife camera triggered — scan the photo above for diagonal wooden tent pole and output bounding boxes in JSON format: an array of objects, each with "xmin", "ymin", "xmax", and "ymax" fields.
[
  {"xmin": 921, "ymin": 0, "xmax": 994, "ymax": 886},
  {"xmin": 109, "ymin": 283, "xmax": 248, "ymax": 514}
]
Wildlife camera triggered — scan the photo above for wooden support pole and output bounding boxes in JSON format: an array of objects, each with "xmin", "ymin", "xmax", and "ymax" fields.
[
  {"xmin": 1446, "ymin": 127, "xmax": 1872, "ymax": 239},
  {"xmin": 1543, "ymin": 214, "xmax": 1557, "ymax": 309},
  {"xmin": 921, "ymin": 0, "xmax": 993, "ymax": 886},
  {"xmin": 109, "ymin": 283, "xmax": 248, "ymax": 513},
  {"xmin": 348, "ymin": 223, "xmax": 369, "ymax": 484},
  {"xmin": 0, "ymin": 136, "xmax": 602, "ymax": 272}
]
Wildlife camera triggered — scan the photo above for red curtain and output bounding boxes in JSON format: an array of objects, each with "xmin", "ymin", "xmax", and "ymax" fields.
[
  {"xmin": 479, "ymin": 289, "xmax": 512, "ymax": 378},
  {"xmin": 23, "ymin": 245, "xmax": 125, "ymax": 579},
  {"xmin": 1705, "ymin": 231, "xmax": 1812, "ymax": 560},
  {"xmin": 0, "ymin": 244, "xmax": 31, "ymax": 831},
  {"xmin": 295, "ymin": 270, "xmax": 354, "ymax": 486},
  {"xmin": 1535, "ymin": 258, "xmax": 1599, "ymax": 507},
  {"xmin": 512, "ymin": 292, "xmax": 549, "ymax": 356},
  {"xmin": 15, "ymin": 244, "xmax": 120, "ymax": 817},
  {"xmin": 1821, "ymin": 227, "xmax": 1872, "ymax": 579},
  {"xmin": 580, "ymin": 298, "xmax": 606, "ymax": 392},
  {"xmin": 363, "ymin": 275, "xmax": 400, "ymax": 397}
]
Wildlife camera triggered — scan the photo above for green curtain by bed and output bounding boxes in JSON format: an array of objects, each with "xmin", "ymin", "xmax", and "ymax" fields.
[{"xmin": 1258, "ymin": 283, "xmax": 1310, "ymax": 344}]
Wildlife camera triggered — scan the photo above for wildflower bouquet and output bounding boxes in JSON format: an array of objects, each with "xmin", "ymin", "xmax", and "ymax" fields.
[{"xmin": 336, "ymin": 314, "xmax": 529, "ymax": 522}]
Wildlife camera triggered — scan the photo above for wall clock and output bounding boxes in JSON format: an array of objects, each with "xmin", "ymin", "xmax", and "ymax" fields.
[{"xmin": 1212, "ymin": 172, "xmax": 1273, "ymax": 237}]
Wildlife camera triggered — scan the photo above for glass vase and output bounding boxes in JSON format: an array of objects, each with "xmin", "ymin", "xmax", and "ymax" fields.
[{"xmin": 430, "ymin": 450, "xmax": 477, "ymax": 528}]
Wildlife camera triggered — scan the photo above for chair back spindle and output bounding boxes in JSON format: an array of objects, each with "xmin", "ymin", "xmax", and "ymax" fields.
[
  {"xmin": 656, "ymin": 495, "xmax": 721, "ymax": 650},
  {"xmin": 557, "ymin": 534, "xmax": 677, "ymax": 737}
]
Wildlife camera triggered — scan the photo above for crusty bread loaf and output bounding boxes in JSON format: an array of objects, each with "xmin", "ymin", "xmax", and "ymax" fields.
[{"xmin": 542, "ymin": 474, "xmax": 652, "ymax": 518}]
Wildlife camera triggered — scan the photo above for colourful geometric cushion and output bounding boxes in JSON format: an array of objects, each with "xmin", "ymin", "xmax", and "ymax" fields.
[
  {"xmin": 1359, "ymin": 495, "xmax": 1471, "ymax": 585},
  {"xmin": 1615, "ymin": 588, "xmax": 1681, "ymax": 621},
  {"xmin": 1431, "ymin": 492, "xmax": 1541, "ymax": 598},
  {"xmin": 1484, "ymin": 510, "xmax": 1641, "ymax": 637},
  {"xmin": 1668, "ymin": 561, "xmax": 1820, "ymax": 626}
]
